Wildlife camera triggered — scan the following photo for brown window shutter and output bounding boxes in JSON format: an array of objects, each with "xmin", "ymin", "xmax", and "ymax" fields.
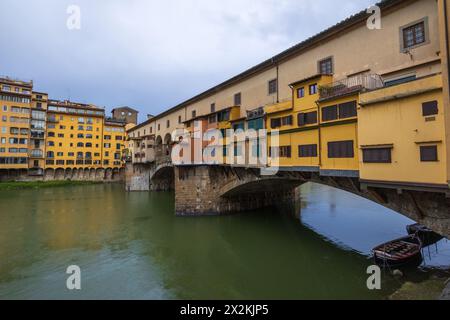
[
  {"xmin": 298, "ymin": 113, "xmax": 306, "ymax": 126},
  {"xmin": 328, "ymin": 140, "xmax": 354, "ymax": 158},
  {"xmin": 422, "ymin": 101, "xmax": 438, "ymax": 116},
  {"xmin": 362, "ymin": 148, "xmax": 392, "ymax": 163},
  {"xmin": 322, "ymin": 105, "xmax": 338, "ymax": 121},
  {"xmin": 420, "ymin": 145, "xmax": 438, "ymax": 162},
  {"xmin": 338, "ymin": 101, "xmax": 357, "ymax": 118}
]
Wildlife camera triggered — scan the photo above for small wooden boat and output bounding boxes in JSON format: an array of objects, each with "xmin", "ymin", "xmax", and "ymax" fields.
[
  {"xmin": 406, "ymin": 223, "xmax": 443, "ymax": 247},
  {"xmin": 372, "ymin": 235, "xmax": 423, "ymax": 268}
]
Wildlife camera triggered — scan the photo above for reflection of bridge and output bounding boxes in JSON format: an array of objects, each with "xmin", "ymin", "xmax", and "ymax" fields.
[{"xmin": 126, "ymin": 147, "xmax": 450, "ymax": 238}]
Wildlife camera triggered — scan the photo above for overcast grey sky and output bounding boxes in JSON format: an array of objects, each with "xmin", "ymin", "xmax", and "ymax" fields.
[{"xmin": 0, "ymin": 0, "xmax": 375, "ymax": 121}]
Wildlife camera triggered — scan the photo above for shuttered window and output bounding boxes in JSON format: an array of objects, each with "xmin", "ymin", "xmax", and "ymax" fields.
[
  {"xmin": 234, "ymin": 93, "xmax": 241, "ymax": 106},
  {"xmin": 422, "ymin": 101, "xmax": 438, "ymax": 116},
  {"xmin": 420, "ymin": 145, "xmax": 438, "ymax": 162},
  {"xmin": 271, "ymin": 116, "xmax": 292, "ymax": 128},
  {"xmin": 362, "ymin": 148, "xmax": 392, "ymax": 163},
  {"xmin": 322, "ymin": 105, "xmax": 338, "ymax": 121},
  {"xmin": 270, "ymin": 146, "xmax": 291, "ymax": 158},
  {"xmin": 299, "ymin": 144, "xmax": 318, "ymax": 158},
  {"xmin": 328, "ymin": 140, "xmax": 354, "ymax": 158},
  {"xmin": 298, "ymin": 111, "xmax": 317, "ymax": 126},
  {"xmin": 281, "ymin": 115, "xmax": 293, "ymax": 126},
  {"xmin": 338, "ymin": 101, "xmax": 357, "ymax": 119},
  {"xmin": 271, "ymin": 118, "xmax": 281, "ymax": 129}
]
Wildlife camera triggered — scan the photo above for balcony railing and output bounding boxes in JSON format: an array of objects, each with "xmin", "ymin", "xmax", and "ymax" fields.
[
  {"xmin": 319, "ymin": 74, "xmax": 384, "ymax": 101},
  {"xmin": 30, "ymin": 150, "xmax": 43, "ymax": 158}
]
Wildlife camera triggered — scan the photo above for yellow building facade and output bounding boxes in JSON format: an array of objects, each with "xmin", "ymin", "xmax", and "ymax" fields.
[
  {"xmin": 0, "ymin": 77, "xmax": 32, "ymax": 170},
  {"xmin": 0, "ymin": 79, "xmax": 127, "ymax": 180},
  {"xmin": 45, "ymin": 100, "xmax": 126, "ymax": 170}
]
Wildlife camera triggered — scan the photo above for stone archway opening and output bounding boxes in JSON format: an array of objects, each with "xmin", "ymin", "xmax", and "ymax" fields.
[{"xmin": 150, "ymin": 165, "xmax": 174, "ymax": 191}]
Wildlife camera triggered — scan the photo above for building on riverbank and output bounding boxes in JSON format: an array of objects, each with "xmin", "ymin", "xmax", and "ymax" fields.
[
  {"xmin": 127, "ymin": 0, "xmax": 450, "ymax": 197},
  {"xmin": 0, "ymin": 78, "xmax": 128, "ymax": 181}
]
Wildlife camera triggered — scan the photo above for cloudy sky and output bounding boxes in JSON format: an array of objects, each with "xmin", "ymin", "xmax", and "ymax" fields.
[{"xmin": 0, "ymin": 0, "xmax": 375, "ymax": 121}]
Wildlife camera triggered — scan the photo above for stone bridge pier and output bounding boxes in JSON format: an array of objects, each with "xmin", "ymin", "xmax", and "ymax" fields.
[{"xmin": 174, "ymin": 166, "xmax": 303, "ymax": 216}]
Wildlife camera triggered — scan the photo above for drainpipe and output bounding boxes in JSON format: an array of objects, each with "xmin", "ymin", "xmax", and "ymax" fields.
[
  {"xmin": 276, "ymin": 63, "xmax": 280, "ymax": 104},
  {"xmin": 315, "ymin": 100, "xmax": 322, "ymax": 168},
  {"xmin": 444, "ymin": 0, "xmax": 450, "ymax": 92},
  {"xmin": 444, "ymin": 0, "xmax": 450, "ymax": 188}
]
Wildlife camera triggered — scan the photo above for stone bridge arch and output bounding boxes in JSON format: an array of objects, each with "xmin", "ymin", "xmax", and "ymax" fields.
[
  {"xmin": 175, "ymin": 166, "xmax": 304, "ymax": 216},
  {"xmin": 174, "ymin": 165, "xmax": 450, "ymax": 237},
  {"xmin": 150, "ymin": 162, "xmax": 174, "ymax": 191}
]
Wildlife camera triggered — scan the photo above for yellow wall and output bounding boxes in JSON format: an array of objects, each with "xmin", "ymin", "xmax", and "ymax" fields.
[
  {"xmin": 359, "ymin": 74, "xmax": 447, "ymax": 185},
  {"xmin": 46, "ymin": 111, "xmax": 104, "ymax": 168},
  {"xmin": 0, "ymin": 81, "xmax": 32, "ymax": 169},
  {"xmin": 319, "ymin": 94, "xmax": 360, "ymax": 172},
  {"xmin": 45, "ymin": 108, "xmax": 126, "ymax": 169},
  {"xmin": 103, "ymin": 124, "xmax": 126, "ymax": 167}
]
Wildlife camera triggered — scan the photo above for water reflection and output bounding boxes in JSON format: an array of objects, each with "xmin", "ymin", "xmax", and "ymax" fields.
[
  {"xmin": 299, "ymin": 183, "xmax": 450, "ymax": 268},
  {"xmin": 0, "ymin": 182, "xmax": 448, "ymax": 300}
]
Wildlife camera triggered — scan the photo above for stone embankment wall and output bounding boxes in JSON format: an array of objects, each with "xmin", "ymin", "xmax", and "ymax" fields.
[{"xmin": 0, "ymin": 168, "xmax": 125, "ymax": 182}]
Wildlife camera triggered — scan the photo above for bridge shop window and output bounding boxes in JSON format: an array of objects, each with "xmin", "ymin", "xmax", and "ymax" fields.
[
  {"xmin": 269, "ymin": 146, "xmax": 291, "ymax": 158},
  {"xmin": 298, "ymin": 111, "xmax": 317, "ymax": 126},
  {"xmin": 209, "ymin": 114, "xmax": 217, "ymax": 124},
  {"xmin": 338, "ymin": 101, "xmax": 357, "ymax": 119},
  {"xmin": 322, "ymin": 105, "xmax": 338, "ymax": 121},
  {"xmin": 362, "ymin": 147, "xmax": 392, "ymax": 163},
  {"xmin": 210, "ymin": 103, "xmax": 216, "ymax": 113},
  {"xmin": 420, "ymin": 145, "xmax": 438, "ymax": 162},
  {"xmin": 328, "ymin": 140, "xmax": 354, "ymax": 158},
  {"xmin": 422, "ymin": 101, "xmax": 438, "ymax": 116},
  {"xmin": 297, "ymin": 87, "xmax": 305, "ymax": 98},
  {"xmin": 217, "ymin": 110, "xmax": 230, "ymax": 122},
  {"xmin": 298, "ymin": 144, "xmax": 318, "ymax": 158},
  {"xmin": 271, "ymin": 116, "xmax": 292, "ymax": 128},
  {"xmin": 271, "ymin": 118, "xmax": 281, "ymax": 129},
  {"xmin": 281, "ymin": 115, "xmax": 293, "ymax": 126}
]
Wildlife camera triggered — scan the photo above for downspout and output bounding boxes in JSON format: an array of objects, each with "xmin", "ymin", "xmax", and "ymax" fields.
[
  {"xmin": 315, "ymin": 100, "xmax": 322, "ymax": 168},
  {"xmin": 276, "ymin": 63, "xmax": 280, "ymax": 103},
  {"xmin": 444, "ymin": 0, "xmax": 450, "ymax": 92},
  {"xmin": 444, "ymin": 0, "xmax": 450, "ymax": 188}
]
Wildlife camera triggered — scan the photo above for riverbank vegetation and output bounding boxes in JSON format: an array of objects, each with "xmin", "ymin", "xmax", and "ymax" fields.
[{"xmin": 0, "ymin": 180, "xmax": 102, "ymax": 191}]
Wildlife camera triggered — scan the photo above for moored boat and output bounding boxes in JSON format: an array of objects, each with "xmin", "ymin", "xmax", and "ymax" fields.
[
  {"xmin": 406, "ymin": 223, "xmax": 443, "ymax": 247},
  {"xmin": 372, "ymin": 235, "xmax": 423, "ymax": 268}
]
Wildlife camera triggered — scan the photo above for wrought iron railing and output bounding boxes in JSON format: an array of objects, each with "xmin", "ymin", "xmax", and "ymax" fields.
[{"xmin": 319, "ymin": 74, "xmax": 384, "ymax": 100}]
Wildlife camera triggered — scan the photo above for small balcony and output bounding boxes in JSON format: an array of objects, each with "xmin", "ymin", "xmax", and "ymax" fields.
[
  {"xmin": 47, "ymin": 117, "xmax": 59, "ymax": 123},
  {"xmin": 30, "ymin": 150, "xmax": 44, "ymax": 158},
  {"xmin": 319, "ymin": 74, "xmax": 384, "ymax": 101}
]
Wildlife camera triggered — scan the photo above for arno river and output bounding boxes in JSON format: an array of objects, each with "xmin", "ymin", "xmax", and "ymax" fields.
[{"xmin": 0, "ymin": 183, "xmax": 449, "ymax": 300}]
